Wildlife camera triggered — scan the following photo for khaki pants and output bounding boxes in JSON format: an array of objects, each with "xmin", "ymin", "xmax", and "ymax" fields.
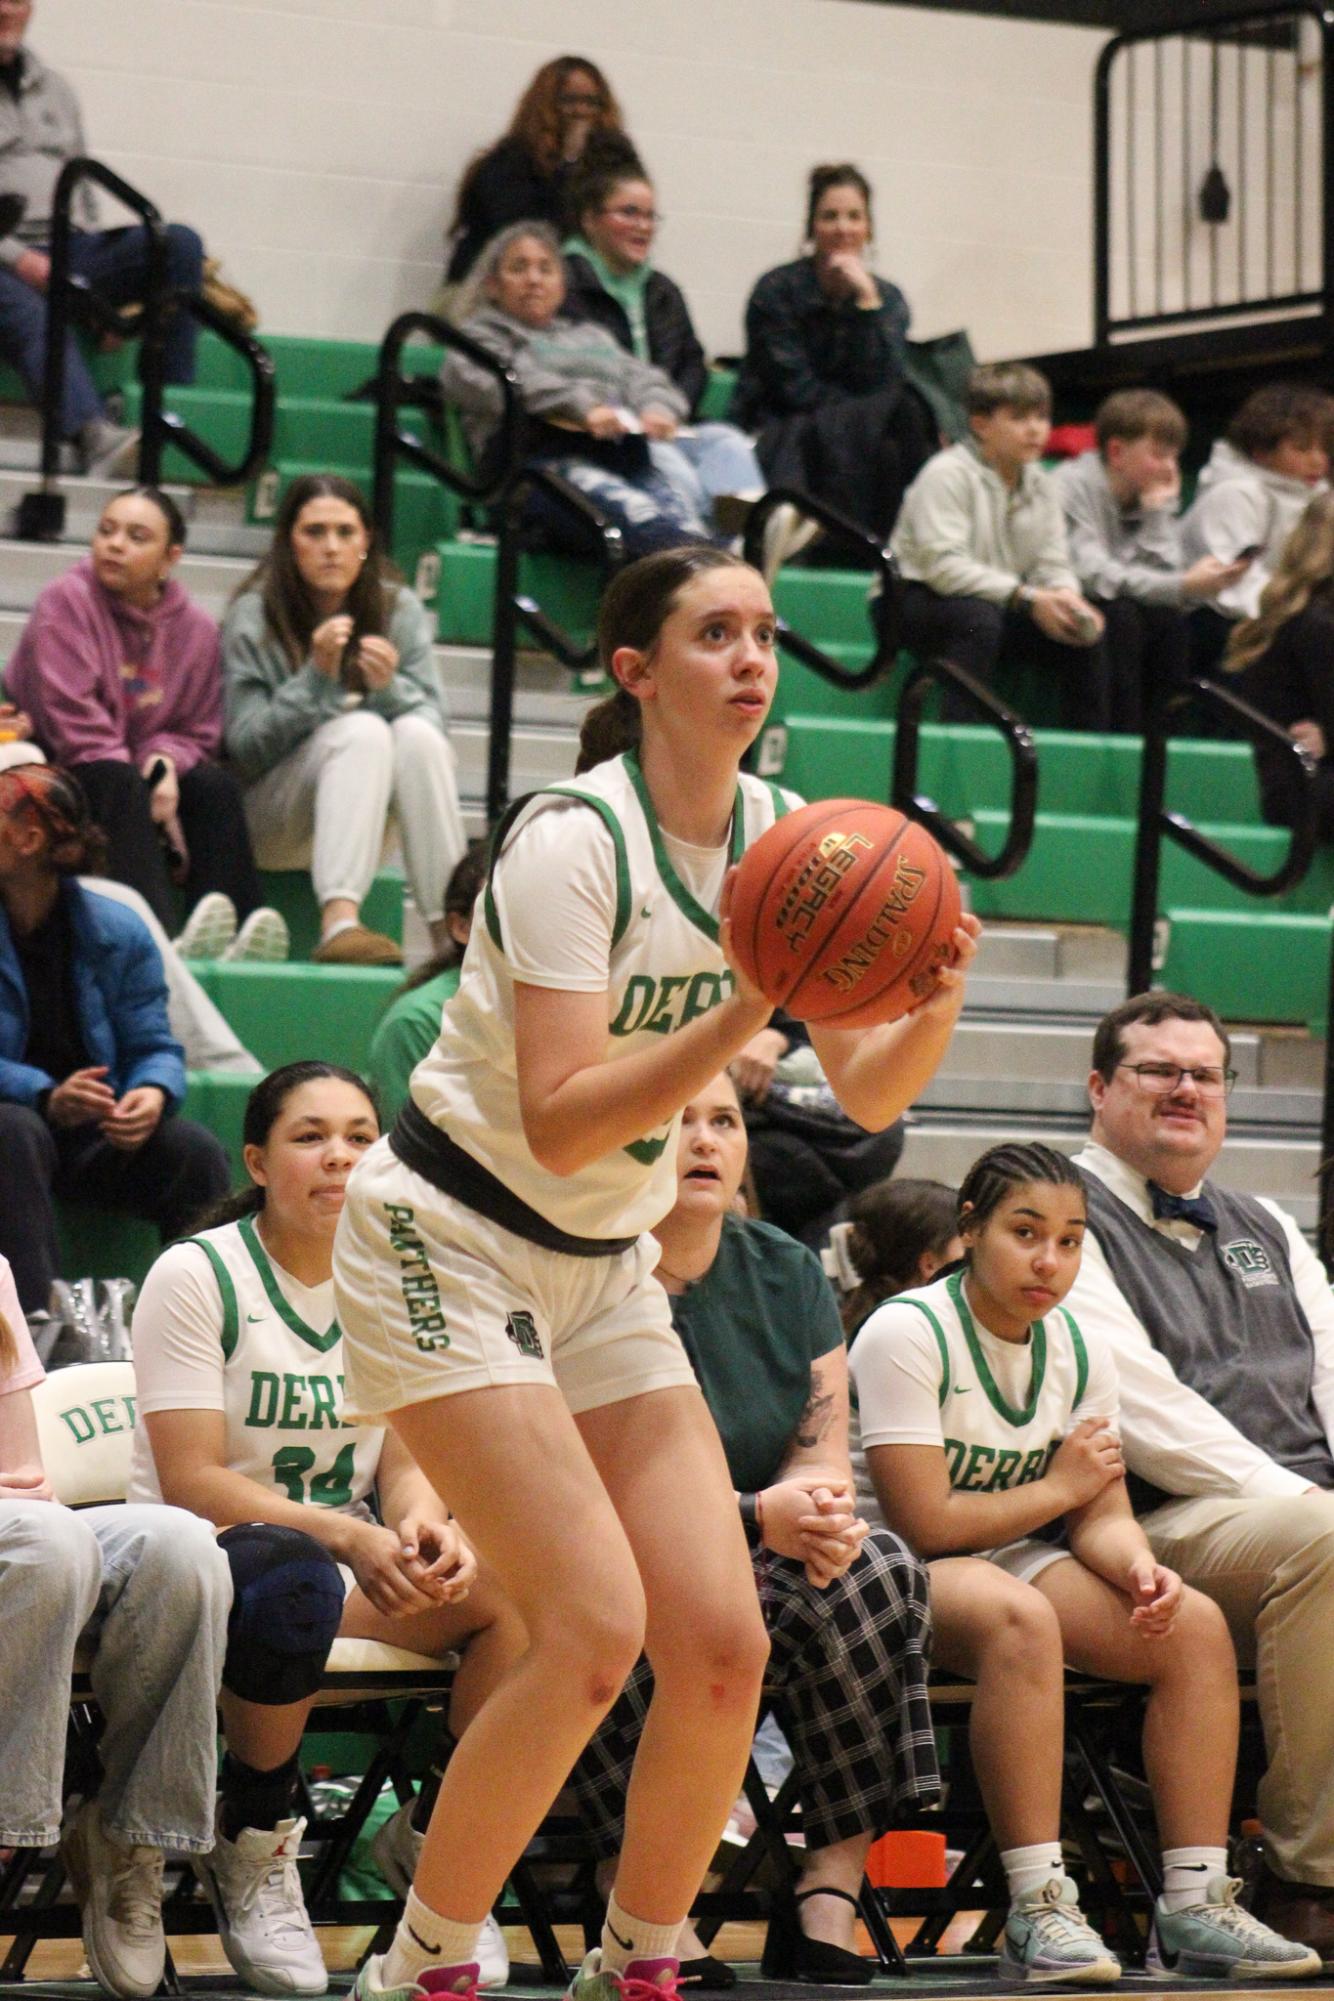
[{"xmin": 1143, "ymin": 1489, "xmax": 1334, "ymax": 1886}]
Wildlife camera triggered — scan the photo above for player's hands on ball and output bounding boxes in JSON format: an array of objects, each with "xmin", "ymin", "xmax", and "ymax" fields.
[
  {"xmin": 1127, "ymin": 1556, "xmax": 1182, "ymax": 1637},
  {"xmin": 719, "ymin": 866, "xmax": 777, "ymax": 1018},
  {"xmin": 1048, "ymin": 1415, "xmax": 1124, "ymax": 1509},
  {"xmin": 397, "ymin": 1515, "xmax": 476, "ymax": 1602},
  {"xmin": 910, "ymin": 911, "xmax": 981, "ymax": 1021}
]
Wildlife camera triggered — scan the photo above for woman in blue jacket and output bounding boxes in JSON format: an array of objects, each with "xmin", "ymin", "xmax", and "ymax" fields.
[{"xmin": 0, "ymin": 762, "xmax": 229, "ymax": 1314}]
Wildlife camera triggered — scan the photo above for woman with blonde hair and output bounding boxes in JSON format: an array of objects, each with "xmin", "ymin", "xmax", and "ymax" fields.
[
  {"xmin": 1223, "ymin": 489, "xmax": 1334, "ymax": 839},
  {"xmin": 445, "ymin": 56, "xmax": 628, "ymax": 284}
]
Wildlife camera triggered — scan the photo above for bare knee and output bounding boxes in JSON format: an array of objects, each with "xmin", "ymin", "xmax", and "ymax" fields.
[
  {"xmin": 1154, "ymin": 1586, "xmax": 1234, "ymax": 1682},
  {"xmin": 649, "ymin": 1595, "xmax": 769, "ymax": 1713},
  {"xmin": 976, "ymin": 1581, "xmax": 1063, "ymax": 1680},
  {"xmin": 538, "ymin": 1586, "xmax": 647, "ymax": 1710}
]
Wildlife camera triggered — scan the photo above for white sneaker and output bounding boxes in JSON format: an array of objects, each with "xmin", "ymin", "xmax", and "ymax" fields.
[
  {"xmin": 193, "ymin": 1814, "xmax": 327, "ymax": 1995},
  {"xmin": 175, "ymin": 890, "xmax": 237, "ymax": 959},
  {"xmin": 371, "ymin": 1799, "xmax": 510, "ymax": 1988},
  {"xmin": 223, "ymin": 905, "xmax": 291, "ymax": 962},
  {"xmin": 61, "ymin": 1799, "xmax": 165, "ymax": 1999}
]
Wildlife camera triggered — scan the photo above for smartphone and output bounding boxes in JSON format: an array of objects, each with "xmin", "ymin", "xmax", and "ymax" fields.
[{"xmin": 1235, "ymin": 543, "xmax": 1264, "ymax": 563}]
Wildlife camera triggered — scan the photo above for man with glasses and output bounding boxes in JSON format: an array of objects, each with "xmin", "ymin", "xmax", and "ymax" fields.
[{"xmin": 1065, "ymin": 990, "xmax": 1334, "ymax": 1953}]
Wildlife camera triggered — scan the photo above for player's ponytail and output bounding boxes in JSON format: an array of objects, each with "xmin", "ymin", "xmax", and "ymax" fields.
[
  {"xmin": 576, "ymin": 686, "xmax": 641, "ymax": 772},
  {"xmin": 580, "ymin": 545, "xmax": 754, "ymax": 771}
]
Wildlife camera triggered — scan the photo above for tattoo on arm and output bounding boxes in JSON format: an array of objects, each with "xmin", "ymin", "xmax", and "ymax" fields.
[{"xmin": 795, "ymin": 1365, "xmax": 836, "ymax": 1449}]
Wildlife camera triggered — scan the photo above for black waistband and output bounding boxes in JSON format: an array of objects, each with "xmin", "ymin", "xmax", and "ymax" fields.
[{"xmin": 389, "ymin": 1100, "xmax": 639, "ymax": 1260}]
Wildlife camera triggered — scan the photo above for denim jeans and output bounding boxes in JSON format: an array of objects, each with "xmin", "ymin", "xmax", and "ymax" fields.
[
  {"xmin": 0, "ymin": 1501, "xmax": 230, "ymax": 1850},
  {"xmin": 650, "ymin": 422, "xmax": 764, "ymax": 525},
  {"xmin": 0, "ymin": 221, "xmax": 204, "ymax": 436},
  {"xmin": 547, "ymin": 453, "xmax": 710, "ymax": 557}
]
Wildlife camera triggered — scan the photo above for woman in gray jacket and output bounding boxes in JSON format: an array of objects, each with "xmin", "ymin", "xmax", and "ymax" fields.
[
  {"xmin": 222, "ymin": 477, "xmax": 465, "ymax": 968},
  {"xmin": 443, "ymin": 223, "xmax": 712, "ymax": 558}
]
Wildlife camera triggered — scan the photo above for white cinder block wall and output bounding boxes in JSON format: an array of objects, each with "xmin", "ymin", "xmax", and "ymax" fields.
[{"xmin": 34, "ymin": 0, "xmax": 1106, "ymax": 361}]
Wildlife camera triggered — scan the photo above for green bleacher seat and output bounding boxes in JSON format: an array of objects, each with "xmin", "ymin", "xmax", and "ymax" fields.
[
  {"xmin": 257, "ymin": 867, "xmax": 404, "ymax": 960},
  {"xmin": 1160, "ymin": 908, "xmax": 1330, "ymax": 1033},
  {"xmin": 55, "ymin": 1204, "xmax": 160, "ymax": 1288},
  {"xmin": 195, "ymin": 961, "xmax": 401, "ymax": 1072},
  {"xmin": 182, "ymin": 1068, "xmax": 254, "ymax": 1176}
]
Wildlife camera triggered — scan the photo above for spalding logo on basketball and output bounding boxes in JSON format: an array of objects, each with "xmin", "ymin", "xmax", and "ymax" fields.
[{"xmin": 728, "ymin": 800, "xmax": 961, "ymax": 1029}]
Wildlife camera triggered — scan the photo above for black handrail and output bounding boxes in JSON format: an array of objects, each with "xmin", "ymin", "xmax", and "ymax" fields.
[
  {"xmin": 24, "ymin": 156, "xmax": 273, "ymax": 538},
  {"xmin": 1126, "ymin": 672, "xmax": 1317, "ymax": 996},
  {"xmin": 892, "ymin": 657, "xmax": 1039, "ymax": 880},
  {"xmin": 487, "ymin": 464, "xmax": 625, "ymax": 823},
  {"xmin": 741, "ymin": 486, "xmax": 899, "ymax": 688},
  {"xmin": 370, "ymin": 309, "xmax": 521, "ymax": 547},
  {"xmin": 144, "ymin": 285, "xmax": 274, "ymax": 490}
]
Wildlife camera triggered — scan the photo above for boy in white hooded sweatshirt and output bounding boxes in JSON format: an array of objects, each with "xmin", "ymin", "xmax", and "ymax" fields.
[{"xmin": 1180, "ymin": 384, "xmax": 1332, "ymax": 667}]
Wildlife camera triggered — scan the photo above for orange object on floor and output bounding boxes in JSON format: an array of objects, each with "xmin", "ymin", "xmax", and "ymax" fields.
[{"xmin": 866, "ymin": 1828, "xmax": 949, "ymax": 1889}]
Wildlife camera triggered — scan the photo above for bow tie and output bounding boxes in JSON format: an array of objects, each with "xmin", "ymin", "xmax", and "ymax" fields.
[{"xmin": 1148, "ymin": 1181, "xmax": 1218, "ymax": 1233}]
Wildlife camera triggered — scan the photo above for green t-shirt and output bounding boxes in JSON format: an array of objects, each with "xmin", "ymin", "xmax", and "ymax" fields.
[
  {"xmin": 564, "ymin": 233, "xmax": 652, "ymax": 359},
  {"xmin": 366, "ymin": 967, "xmax": 461, "ymax": 1126},
  {"xmin": 669, "ymin": 1213, "xmax": 843, "ymax": 1493}
]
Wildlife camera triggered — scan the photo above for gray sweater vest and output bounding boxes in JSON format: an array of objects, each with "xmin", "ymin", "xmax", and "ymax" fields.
[{"xmin": 1082, "ymin": 1174, "xmax": 1334, "ymax": 1510}]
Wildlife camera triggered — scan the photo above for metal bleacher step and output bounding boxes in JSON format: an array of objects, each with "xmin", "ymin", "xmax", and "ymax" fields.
[
  {"xmin": 0, "ymin": 467, "xmax": 269, "ymax": 559},
  {"xmin": 0, "ymin": 534, "xmax": 251, "ymax": 618}
]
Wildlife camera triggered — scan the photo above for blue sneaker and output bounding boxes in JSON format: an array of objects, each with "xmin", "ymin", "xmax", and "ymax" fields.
[
  {"xmin": 999, "ymin": 1878, "xmax": 1122, "ymax": 1986},
  {"xmin": 350, "ymin": 1957, "xmax": 479, "ymax": 2001},
  {"xmin": 564, "ymin": 1949, "xmax": 679, "ymax": 2001},
  {"xmin": 1148, "ymin": 1877, "xmax": 1321, "ymax": 1980}
]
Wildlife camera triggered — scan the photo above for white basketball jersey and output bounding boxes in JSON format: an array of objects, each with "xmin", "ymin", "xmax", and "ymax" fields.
[
  {"xmin": 409, "ymin": 750, "xmax": 796, "ymax": 1239},
  {"xmin": 849, "ymin": 1267, "xmax": 1117, "ymax": 1520},
  {"xmin": 130, "ymin": 1216, "xmax": 384, "ymax": 1510}
]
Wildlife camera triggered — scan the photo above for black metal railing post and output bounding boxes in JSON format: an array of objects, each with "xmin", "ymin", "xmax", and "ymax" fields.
[
  {"xmin": 741, "ymin": 487, "xmax": 899, "ymax": 688},
  {"xmin": 24, "ymin": 156, "xmax": 274, "ymax": 538},
  {"xmin": 370, "ymin": 309, "xmax": 521, "ymax": 550},
  {"xmin": 486, "ymin": 464, "xmax": 625, "ymax": 822},
  {"xmin": 1125, "ymin": 672, "xmax": 1317, "ymax": 997},
  {"xmin": 892, "ymin": 656, "xmax": 1039, "ymax": 880}
]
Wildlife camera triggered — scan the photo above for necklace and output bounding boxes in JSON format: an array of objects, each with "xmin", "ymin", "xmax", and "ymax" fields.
[{"xmin": 655, "ymin": 1260, "xmax": 709, "ymax": 1292}]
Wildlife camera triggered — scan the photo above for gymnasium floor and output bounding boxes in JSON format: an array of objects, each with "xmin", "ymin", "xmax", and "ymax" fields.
[{"xmin": 6, "ymin": 1923, "xmax": 1334, "ymax": 2000}]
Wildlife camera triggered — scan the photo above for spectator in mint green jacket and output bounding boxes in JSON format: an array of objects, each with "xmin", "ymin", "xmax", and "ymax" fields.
[{"xmin": 222, "ymin": 476, "xmax": 466, "ymax": 969}]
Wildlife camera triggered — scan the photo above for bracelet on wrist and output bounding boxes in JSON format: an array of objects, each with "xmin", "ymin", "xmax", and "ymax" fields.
[{"xmin": 737, "ymin": 1491, "xmax": 758, "ymax": 1527}]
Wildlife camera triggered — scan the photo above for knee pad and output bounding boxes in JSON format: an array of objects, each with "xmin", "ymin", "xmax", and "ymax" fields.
[{"xmin": 218, "ymin": 1522, "xmax": 345, "ymax": 1705}]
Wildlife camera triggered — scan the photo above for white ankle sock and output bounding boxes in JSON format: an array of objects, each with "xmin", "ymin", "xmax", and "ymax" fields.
[
  {"xmin": 381, "ymin": 1888, "xmax": 482, "ymax": 1987},
  {"xmin": 1160, "ymin": 1846, "xmax": 1228, "ymax": 1912},
  {"xmin": 600, "ymin": 1890, "xmax": 682, "ymax": 1975},
  {"xmin": 320, "ymin": 916, "xmax": 357, "ymax": 943},
  {"xmin": 1002, "ymin": 1843, "xmax": 1067, "ymax": 1904}
]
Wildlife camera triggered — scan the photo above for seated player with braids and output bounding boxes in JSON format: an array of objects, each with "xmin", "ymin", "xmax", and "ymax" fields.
[
  {"xmin": 128, "ymin": 1062, "xmax": 524, "ymax": 1998},
  {"xmin": 849, "ymin": 1141, "xmax": 1317, "ymax": 1986}
]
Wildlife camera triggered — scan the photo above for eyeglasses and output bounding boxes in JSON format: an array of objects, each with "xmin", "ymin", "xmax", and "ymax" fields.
[
  {"xmin": 602, "ymin": 205, "xmax": 662, "ymax": 227},
  {"xmin": 1116, "ymin": 1061, "xmax": 1237, "ymax": 1099},
  {"xmin": 558, "ymin": 90, "xmax": 605, "ymax": 111}
]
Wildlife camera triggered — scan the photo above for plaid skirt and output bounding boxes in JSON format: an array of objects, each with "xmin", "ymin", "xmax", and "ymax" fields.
[{"xmin": 568, "ymin": 1525, "xmax": 940, "ymax": 1855}]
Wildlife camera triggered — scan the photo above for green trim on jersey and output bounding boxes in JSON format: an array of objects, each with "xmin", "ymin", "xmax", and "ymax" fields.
[
  {"xmin": 483, "ymin": 784, "xmax": 633, "ymax": 956},
  {"xmin": 893, "ymin": 1293, "xmax": 953, "ymax": 1406},
  {"xmin": 238, "ymin": 1214, "xmax": 340, "ymax": 1355},
  {"xmin": 947, "ymin": 1269, "xmax": 1046, "ymax": 1428},
  {"xmin": 185, "ymin": 1235, "xmax": 239, "ymax": 1361},
  {"xmin": 625, "ymin": 749, "xmax": 743, "ymax": 945},
  {"xmin": 1062, "ymin": 1307, "xmax": 1089, "ymax": 1407},
  {"xmin": 765, "ymin": 781, "xmax": 792, "ymax": 821}
]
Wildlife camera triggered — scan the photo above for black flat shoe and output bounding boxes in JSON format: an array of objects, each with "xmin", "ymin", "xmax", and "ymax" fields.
[
  {"xmin": 761, "ymin": 1886, "xmax": 876, "ymax": 1985},
  {"xmin": 677, "ymin": 1955, "xmax": 738, "ymax": 1989}
]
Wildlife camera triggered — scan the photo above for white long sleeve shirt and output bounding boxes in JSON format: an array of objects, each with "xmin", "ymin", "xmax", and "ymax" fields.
[{"xmin": 1068, "ymin": 1141, "xmax": 1334, "ymax": 1499}]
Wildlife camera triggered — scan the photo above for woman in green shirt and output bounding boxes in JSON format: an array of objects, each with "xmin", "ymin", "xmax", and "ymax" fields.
[
  {"xmin": 566, "ymin": 1069, "xmax": 939, "ymax": 1984},
  {"xmin": 368, "ymin": 847, "xmax": 485, "ymax": 1125}
]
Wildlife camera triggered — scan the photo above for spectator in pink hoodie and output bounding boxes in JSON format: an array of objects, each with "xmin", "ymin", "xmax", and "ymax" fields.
[{"xmin": 5, "ymin": 489, "xmax": 285, "ymax": 960}]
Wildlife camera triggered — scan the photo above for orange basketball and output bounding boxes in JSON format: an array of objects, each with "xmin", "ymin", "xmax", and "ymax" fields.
[{"xmin": 728, "ymin": 800, "xmax": 961, "ymax": 1029}]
